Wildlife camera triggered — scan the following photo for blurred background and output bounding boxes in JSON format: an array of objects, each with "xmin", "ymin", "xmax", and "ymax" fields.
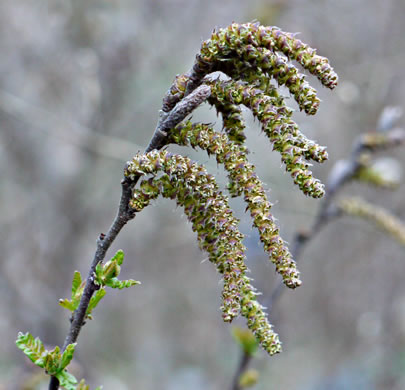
[{"xmin": 1, "ymin": 0, "xmax": 405, "ymax": 389}]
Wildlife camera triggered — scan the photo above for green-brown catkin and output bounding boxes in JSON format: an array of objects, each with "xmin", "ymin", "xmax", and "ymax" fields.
[
  {"xmin": 171, "ymin": 122, "xmax": 301, "ymax": 288},
  {"xmin": 209, "ymin": 76, "xmax": 328, "ymax": 163},
  {"xmin": 263, "ymin": 25, "xmax": 338, "ymax": 89},
  {"xmin": 213, "ymin": 22, "xmax": 338, "ymax": 90},
  {"xmin": 126, "ymin": 150, "xmax": 246, "ymax": 321},
  {"xmin": 125, "ymin": 150, "xmax": 282, "ymax": 354},
  {"xmin": 208, "ymin": 95, "xmax": 247, "ymax": 145},
  {"xmin": 162, "ymin": 22, "xmax": 338, "ymax": 115},
  {"xmin": 209, "ymin": 79, "xmax": 327, "ymax": 198},
  {"xmin": 228, "ymin": 44, "xmax": 320, "ymax": 115},
  {"xmin": 202, "ymin": 23, "xmax": 337, "ymax": 114},
  {"xmin": 135, "ymin": 22, "xmax": 338, "ymax": 356}
]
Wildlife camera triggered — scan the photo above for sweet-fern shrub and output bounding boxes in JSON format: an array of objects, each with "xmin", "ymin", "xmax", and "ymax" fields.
[{"xmin": 125, "ymin": 22, "xmax": 338, "ymax": 355}]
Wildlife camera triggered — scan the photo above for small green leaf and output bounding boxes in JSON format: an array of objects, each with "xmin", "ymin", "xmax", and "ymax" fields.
[
  {"xmin": 112, "ymin": 249, "xmax": 125, "ymax": 266},
  {"xmin": 59, "ymin": 299, "xmax": 76, "ymax": 312},
  {"xmin": 104, "ymin": 260, "xmax": 120, "ymax": 280},
  {"xmin": 106, "ymin": 278, "xmax": 140, "ymax": 290},
  {"xmin": 16, "ymin": 332, "xmax": 79, "ymax": 387},
  {"xmin": 16, "ymin": 332, "xmax": 46, "ymax": 368},
  {"xmin": 94, "ymin": 263, "xmax": 103, "ymax": 285},
  {"xmin": 77, "ymin": 380, "xmax": 88, "ymax": 390},
  {"xmin": 231, "ymin": 327, "xmax": 259, "ymax": 356},
  {"xmin": 60, "ymin": 271, "xmax": 86, "ymax": 313},
  {"xmin": 77, "ymin": 379, "xmax": 89, "ymax": 390},
  {"xmin": 56, "ymin": 369, "xmax": 78, "ymax": 390},
  {"xmin": 238, "ymin": 369, "xmax": 259, "ymax": 388},
  {"xmin": 60, "ymin": 343, "xmax": 76, "ymax": 370},
  {"xmin": 44, "ymin": 345, "xmax": 63, "ymax": 375},
  {"xmin": 86, "ymin": 288, "xmax": 106, "ymax": 318},
  {"xmin": 93, "ymin": 250, "xmax": 140, "ymax": 290},
  {"xmin": 71, "ymin": 271, "xmax": 82, "ymax": 297}
]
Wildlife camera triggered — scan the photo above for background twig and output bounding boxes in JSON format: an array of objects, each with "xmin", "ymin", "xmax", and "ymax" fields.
[{"xmin": 230, "ymin": 108, "xmax": 405, "ymax": 390}]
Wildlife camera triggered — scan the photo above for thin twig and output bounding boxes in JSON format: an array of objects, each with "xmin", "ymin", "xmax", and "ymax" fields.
[
  {"xmin": 230, "ymin": 351, "xmax": 251, "ymax": 390},
  {"xmin": 147, "ymin": 84, "xmax": 211, "ymax": 152},
  {"xmin": 48, "ymin": 78, "xmax": 211, "ymax": 390}
]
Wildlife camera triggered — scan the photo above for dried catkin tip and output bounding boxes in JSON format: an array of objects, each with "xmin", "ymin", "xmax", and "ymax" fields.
[
  {"xmin": 125, "ymin": 150, "xmax": 282, "ymax": 354},
  {"xmin": 171, "ymin": 121, "xmax": 301, "ymax": 288},
  {"xmin": 339, "ymin": 197, "xmax": 405, "ymax": 246}
]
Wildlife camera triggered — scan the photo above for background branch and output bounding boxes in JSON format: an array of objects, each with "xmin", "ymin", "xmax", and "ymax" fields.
[{"xmin": 230, "ymin": 108, "xmax": 405, "ymax": 390}]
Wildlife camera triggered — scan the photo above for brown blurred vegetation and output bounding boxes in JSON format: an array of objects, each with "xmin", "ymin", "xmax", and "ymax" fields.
[{"xmin": 1, "ymin": 0, "xmax": 404, "ymax": 389}]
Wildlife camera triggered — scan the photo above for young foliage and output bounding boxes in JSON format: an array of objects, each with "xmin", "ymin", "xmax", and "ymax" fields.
[
  {"xmin": 238, "ymin": 369, "xmax": 259, "ymax": 388},
  {"xmin": 16, "ymin": 332, "xmax": 77, "ymax": 389},
  {"xmin": 59, "ymin": 271, "xmax": 85, "ymax": 313},
  {"xmin": 86, "ymin": 288, "xmax": 107, "ymax": 320},
  {"xmin": 58, "ymin": 270, "xmax": 106, "ymax": 320},
  {"xmin": 59, "ymin": 250, "xmax": 140, "ymax": 320},
  {"xmin": 232, "ymin": 326, "xmax": 259, "ymax": 357},
  {"xmin": 94, "ymin": 249, "xmax": 140, "ymax": 290},
  {"xmin": 17, "ymin": 250, "xmax": 139, "ymax": 387}
]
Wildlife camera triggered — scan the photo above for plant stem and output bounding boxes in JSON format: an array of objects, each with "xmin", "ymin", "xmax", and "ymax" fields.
[
  {"xmin": 231, "ymin": 351, "xmax": 251, "ymax": 390},
  {"xmin": 48, "ymin": 180, "xmax": 135, "ymax": 389},
  {"xmin": 47, "ymin": 83, "xmax": 211, "ymax": 390}
]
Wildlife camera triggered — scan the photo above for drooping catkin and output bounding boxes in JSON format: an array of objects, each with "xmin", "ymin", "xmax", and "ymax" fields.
[
  {"xmin": 171, "ymin": 122, "xmax": 301, "ymax": 288},
  {"xmin": 125, "ymin": 150, "xmax": 282, "ymax": 354}
]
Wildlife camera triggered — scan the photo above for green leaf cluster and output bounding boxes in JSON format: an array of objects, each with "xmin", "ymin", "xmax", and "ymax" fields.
[
  {"xmin": 94, "ymin": 249, "xmax": 140, "ymax": 290},
  {"xmin": 59, "ymin": 250, "xmax": 139, "ymax": 320},
  {"xmin": 16, "ymin": 332, "xmax": 77, "ymax": 389},
  {"xmin": 231, "ymin": 327, "xmax": 259, "ymax": 356},
  {"xmin": 238, "ymin": 369, "xmax": 259, "ymax": 388},
  {"xmin": 59, "ymin": 271, "xmax": 85, "ymax": 314}
]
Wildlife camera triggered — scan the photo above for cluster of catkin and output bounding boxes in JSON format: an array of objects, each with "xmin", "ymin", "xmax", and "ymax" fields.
[{"xmin": 125, "ymin": 22, "xmax": 338, "ymax": 355}]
